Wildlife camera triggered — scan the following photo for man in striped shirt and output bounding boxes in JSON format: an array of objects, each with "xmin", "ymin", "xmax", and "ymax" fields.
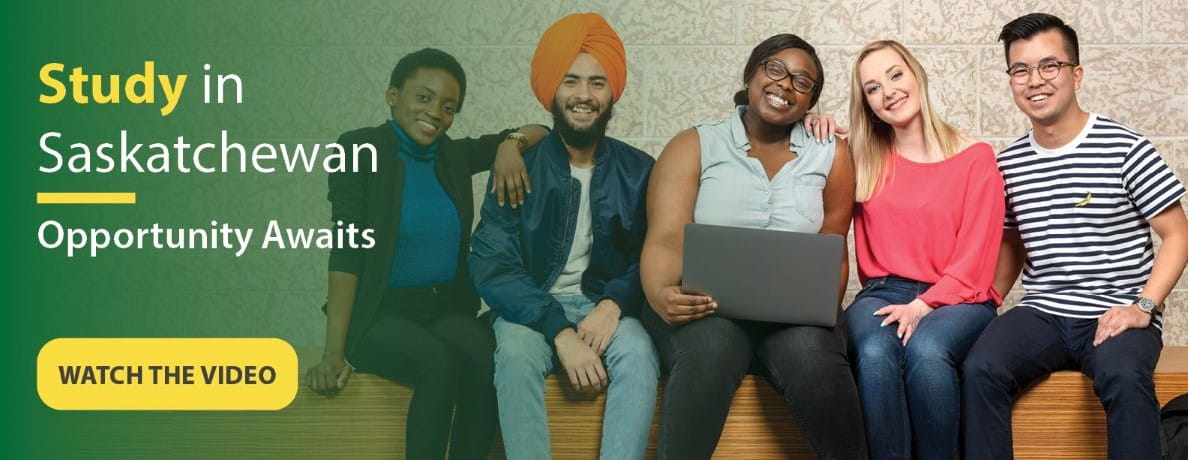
[{"xmin": 962, "ymin": 13, "xmax": 1188, "ymax": 460}]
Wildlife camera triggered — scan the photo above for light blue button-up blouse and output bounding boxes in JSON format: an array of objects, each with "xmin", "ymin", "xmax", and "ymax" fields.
[{"xmin": 693, "ymin": 106, "xmax": 836, "ymax": 233}]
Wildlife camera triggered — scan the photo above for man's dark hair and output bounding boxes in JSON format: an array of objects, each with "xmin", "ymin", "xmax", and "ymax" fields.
[
  {"xmin": 389, "ymin": 48, "xmax": 468, "ymax": 112},
  {"xmin": 733, "ymin": 34, "xmax": 824, "ymax": 109},
  {"xmin": 998, "ymin": 13, "xmax": 1080, "ymax": 66}
]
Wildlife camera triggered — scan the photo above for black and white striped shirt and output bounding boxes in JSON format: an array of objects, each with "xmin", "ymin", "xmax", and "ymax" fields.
[{"xmin": 998, "ymin": 114, "xmax": 1185, "ymax": 326}]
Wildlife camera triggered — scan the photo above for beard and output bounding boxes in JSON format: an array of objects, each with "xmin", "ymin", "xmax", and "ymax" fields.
[{"xmin": 551, "ymin": 102, "xmax": 614, "ymax": 149}]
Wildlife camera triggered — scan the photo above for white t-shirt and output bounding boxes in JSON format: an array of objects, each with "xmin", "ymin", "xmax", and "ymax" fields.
[{"xmin": 549, "ymin": 164, "xmax": 594, "ymax": 296}]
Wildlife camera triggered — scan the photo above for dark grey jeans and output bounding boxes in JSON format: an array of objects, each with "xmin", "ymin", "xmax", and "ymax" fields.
[{"xmin": 642, "ymin": 306, "xmax": 868, "ymax": 460}]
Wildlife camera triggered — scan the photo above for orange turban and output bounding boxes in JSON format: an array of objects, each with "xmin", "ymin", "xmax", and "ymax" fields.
[{"xmin": 530, "ymin": 13, "xmax": 627, "ymax": 111}]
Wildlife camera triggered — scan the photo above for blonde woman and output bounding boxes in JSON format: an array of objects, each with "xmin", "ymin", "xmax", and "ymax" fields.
[{"xmin": 844, "ymin": 40, "xmax": 1004, "ymax": 460}]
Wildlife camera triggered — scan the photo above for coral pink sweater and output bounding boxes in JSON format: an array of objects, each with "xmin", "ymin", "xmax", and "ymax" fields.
[{"xmin": 853, "ymin": 142, "xmax": 1005, "ymax": 307}]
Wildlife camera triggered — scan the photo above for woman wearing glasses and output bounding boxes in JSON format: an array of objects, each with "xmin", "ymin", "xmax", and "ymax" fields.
[
  {"xmin": 640, "ymin": 34, "xmax": 866, "ymax": 460},
  {"xmin": 844, "ymin": 40, "xmax": 1004, "ymax": 460}
]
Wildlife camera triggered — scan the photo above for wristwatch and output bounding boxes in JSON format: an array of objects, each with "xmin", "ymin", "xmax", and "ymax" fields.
[
  {"xmin": 1135, "ymin": 296, "xmax": 1158, "ymax": 315},
  {"xmin": 505, "ymin": 131, "xmax": 529, "ymax": 151}
]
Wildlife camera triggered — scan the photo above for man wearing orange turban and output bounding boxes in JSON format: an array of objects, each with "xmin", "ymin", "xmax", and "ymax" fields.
[
  {"xmin": 470, "ymin": 12, "xmax": 660, "ymax": 460},
  {"xmin": 529, "ymin": 12, "xmax": 627, "ymax": 112}
]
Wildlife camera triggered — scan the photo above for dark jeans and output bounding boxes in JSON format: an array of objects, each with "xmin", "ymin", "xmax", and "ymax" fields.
[
  {"xmin": 845, "ymin": 276, "xmax": 997, "ymax": 460},
  {"xmin": 642, "ymin": 305, "xmax": 867, "ymax": 460},
  {"xmin": 962, "ymin": 305, "xmax": 1163, "ymax": 460},
  {"xmin": 350, "ymin": 287, "xmax": 497, "ymax": 460}
]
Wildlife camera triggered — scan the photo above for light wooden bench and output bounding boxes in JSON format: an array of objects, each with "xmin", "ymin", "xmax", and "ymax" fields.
[
  {"xmin": 50, "ymin": 350, "xmax": 1187, "ymax": 459},
  {"xmin": 283, "ymin": 347, "xmax": 1188, "ymax": 459}
]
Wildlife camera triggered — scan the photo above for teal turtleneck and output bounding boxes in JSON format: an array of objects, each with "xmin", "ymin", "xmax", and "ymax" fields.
[{"xmin": 387, "ymin": 119, "xmax": 461, "ymax": 288}]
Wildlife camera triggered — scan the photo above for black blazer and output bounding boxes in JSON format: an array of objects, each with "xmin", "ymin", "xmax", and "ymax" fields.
[{"xmin": 327, "ymin": 121, "xmax": 512, "ymax": 358}]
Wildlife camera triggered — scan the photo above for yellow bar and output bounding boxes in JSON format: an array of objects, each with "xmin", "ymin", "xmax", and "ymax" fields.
[{"xmin": 36, "ymin": 193, "xmax": 137, "ymax": 204}]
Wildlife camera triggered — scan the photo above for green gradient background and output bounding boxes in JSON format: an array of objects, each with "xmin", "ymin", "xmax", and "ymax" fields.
[
  {"xmin": 11, "ymin": 0, "xmax": 1185, "ymax": 458},
  {"xmin": 2, "ymin": 1, "xmax": 540, "ymax": 457}
]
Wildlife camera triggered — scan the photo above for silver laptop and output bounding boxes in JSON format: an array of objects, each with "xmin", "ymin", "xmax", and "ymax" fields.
[{"xmin": 682, "ymin": 223, "xmax": 843, "ymax": 326}]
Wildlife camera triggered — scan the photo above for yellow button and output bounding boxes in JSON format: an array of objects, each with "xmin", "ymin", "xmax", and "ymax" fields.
[{"xmin": 37, "ymin": 338, "xmax": 297, "ymax": 410}]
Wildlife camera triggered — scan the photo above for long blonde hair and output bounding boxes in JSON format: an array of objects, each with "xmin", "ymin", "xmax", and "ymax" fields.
[{"xmin": 849, "ymin": 40, "xmax": 963, "ymax": 202}]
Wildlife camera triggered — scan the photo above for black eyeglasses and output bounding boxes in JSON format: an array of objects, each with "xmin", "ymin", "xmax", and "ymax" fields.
[
  {"xmin": 761, "ymin": 59, "xmax": 818, "ymax": 94},
  {"xmin": 1005, "ymin": 60, "xmax": 1078, "ymax": 85}
]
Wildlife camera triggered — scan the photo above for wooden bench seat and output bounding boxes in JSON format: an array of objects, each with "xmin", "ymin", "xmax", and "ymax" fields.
[
  {"xmin": 282, "ymin": 346, "xmax": 1188, "ymax": 459},
  {"xmin": 53, "ymin": 346, "xmax": 1188, "ymax": 458}
]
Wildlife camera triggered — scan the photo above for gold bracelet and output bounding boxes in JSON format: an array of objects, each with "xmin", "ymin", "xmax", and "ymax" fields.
[{"xmin": 505, "ymin": 131, "xmax": 529, "ymax": 151}]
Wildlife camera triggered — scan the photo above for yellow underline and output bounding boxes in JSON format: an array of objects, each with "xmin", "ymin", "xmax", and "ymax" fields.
[{"xmin": 36, "ymin": 193, "xmax": 137, "ymax": 204}]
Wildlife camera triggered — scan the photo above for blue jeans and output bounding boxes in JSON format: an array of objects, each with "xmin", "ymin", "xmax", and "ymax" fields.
[
  {"xmin": 962, "ymin": 305, "xmax": 1163, "ymax": 460},
  {"xmin": 493, "ymin": 295, "xmax": 660, "ymax": 460},
  {"xmin": 845, "ymin": 276, "xmax": 996, "ymax": 460}
]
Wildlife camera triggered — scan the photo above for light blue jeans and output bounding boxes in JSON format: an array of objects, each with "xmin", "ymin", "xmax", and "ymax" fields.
[{"xmin": 493, "ymin": 295, "xmax": 660, "ymax": 460}]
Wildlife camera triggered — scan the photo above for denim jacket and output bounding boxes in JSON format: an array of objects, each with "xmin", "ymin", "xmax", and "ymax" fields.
[{"xmin": 468, "ymin": 131, "xmax": 654, "ymax": 340}]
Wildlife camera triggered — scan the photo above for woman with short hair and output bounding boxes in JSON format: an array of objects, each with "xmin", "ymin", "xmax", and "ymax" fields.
[
  {"xmin": 640, "ymin": 34, "xmax": 866, "ymax": 460},
  {"xmin": 306, "ymin": 48, "xmax": 546, "ymax": 460}
]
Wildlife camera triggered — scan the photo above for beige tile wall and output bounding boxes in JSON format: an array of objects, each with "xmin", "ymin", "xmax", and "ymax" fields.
[{"xmin": 271, "ymin": 1, "xmax": 1187, "ymax": 346}]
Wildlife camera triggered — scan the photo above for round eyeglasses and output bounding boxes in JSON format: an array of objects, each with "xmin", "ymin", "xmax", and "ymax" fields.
[
  {"xmin": 1006, "ymin": 60, "xmax": 1077, "ymax": 85},
  {"xmin": 761, "ymin": 59, "xmax": 818, "ymax": 94}
]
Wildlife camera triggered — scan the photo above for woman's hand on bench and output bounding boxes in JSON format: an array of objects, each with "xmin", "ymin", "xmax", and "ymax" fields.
[{"xmin": 307, "ymin": 355, "xmax": 353, "ymax": 396}]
